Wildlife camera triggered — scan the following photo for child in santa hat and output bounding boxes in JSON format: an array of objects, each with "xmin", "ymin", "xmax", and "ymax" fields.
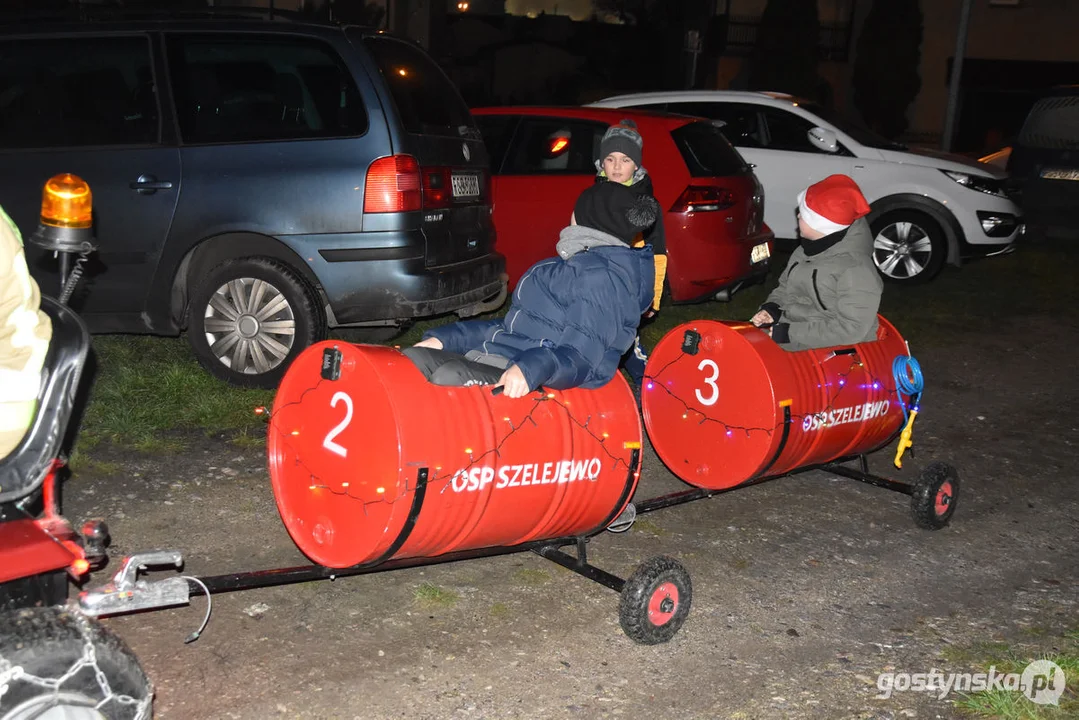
[{"xmin": 750, "ymin": 174, "xmax": 882, "ymax": 351}]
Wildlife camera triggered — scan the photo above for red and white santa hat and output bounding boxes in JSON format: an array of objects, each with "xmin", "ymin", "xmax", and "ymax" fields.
[{"xmin": 797, "ymin": 174, "xmax": 872, "ymax": 236}]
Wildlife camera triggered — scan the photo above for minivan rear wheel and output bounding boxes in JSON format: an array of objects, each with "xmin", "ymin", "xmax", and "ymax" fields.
[
  {"xmin": 187, "ymin": 257, "xmax": 325, "ymax": 389},
  {"xmin": 869, "ymin": 210, "xmax": 947, "ymax": 285}
]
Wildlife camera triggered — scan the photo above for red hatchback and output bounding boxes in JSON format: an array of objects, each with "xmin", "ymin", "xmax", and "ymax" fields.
[{"xmin": 472, "ymin": 106, "xmax": 774, "ymax": 302}]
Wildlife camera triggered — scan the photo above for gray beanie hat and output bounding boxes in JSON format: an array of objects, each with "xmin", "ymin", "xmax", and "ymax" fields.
[{"xmin": 599, "ymin": 119, "xmax": 643, "ymax": 168}]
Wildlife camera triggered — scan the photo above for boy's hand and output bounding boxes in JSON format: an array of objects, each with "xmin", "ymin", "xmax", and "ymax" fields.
[
  {"xmin": 643, "ymin": 308, "xmax": 657, "ymax": 320},
  {"xmin": 750, "ymin": 310, "xmax": 774, "ymax": 327},
  {"xmin": 497, "ymin": 365, "xmax": 530, "ymax": 398},
  {"xmin": 413, "ymin": 337, "xmax": 443, "ymax": 350}
]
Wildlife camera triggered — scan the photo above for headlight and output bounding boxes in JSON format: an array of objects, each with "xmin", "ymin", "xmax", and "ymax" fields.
[{"xmin": 942, "ymin": 170, "xmax": 1006, "ymax": 197}]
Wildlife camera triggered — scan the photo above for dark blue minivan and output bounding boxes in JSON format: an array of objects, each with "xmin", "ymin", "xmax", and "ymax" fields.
[{"xmin": 0, "ymin": 13, "xmax": 506, "ymax": 387}]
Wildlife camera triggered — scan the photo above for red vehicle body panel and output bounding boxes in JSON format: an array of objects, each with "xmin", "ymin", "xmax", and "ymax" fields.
[
  {"xmin": 0, "ymin": 463, "xmax": 83, "ymax": 584},
  {"xmin": 0, "ymin": 519, "xmax": 78, "ymax": 584},
  {"xmin": 473, "ymin": 106, "xmax": 773, "ymax": 303}
]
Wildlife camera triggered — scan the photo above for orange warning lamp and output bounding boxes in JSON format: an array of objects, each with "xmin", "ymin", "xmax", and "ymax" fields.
[
  {"xmin": 31, "ymin": 173, "xmax": 96, "ymax": 255},
  {"xmin": 41, "ymin": 173, "xmax": 92, "ymax": 229}
]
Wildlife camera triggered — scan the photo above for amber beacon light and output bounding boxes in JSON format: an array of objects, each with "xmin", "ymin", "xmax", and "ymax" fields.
[
  {"xmin": 30, "ymin": 173, "xmax": 98, "ymax": 300},
  {"xmin": 31, "ymin": 173, "xmax": 95, "ymax": 254}
]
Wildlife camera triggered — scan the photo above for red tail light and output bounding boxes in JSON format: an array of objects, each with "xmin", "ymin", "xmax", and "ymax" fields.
[
  {"xmin": 422, "ymin": 167, "xmax": 453, "ymax": 209},
  {"xmin": 670, "ymin": 186, "xmax": 736, "ymax": 213},
  {"xmin": 364, "ymin": 155, "xmax": 421, "ymax": 213}
]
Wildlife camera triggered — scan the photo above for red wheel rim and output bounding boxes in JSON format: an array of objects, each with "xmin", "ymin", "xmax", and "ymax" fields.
[
  {"xmin": 647, "ymin": 582, "xmax": 679, "ymax": 626},
  {"xmin": 935, "ymin": 480, "xmax": 954, "ymax": 516}
]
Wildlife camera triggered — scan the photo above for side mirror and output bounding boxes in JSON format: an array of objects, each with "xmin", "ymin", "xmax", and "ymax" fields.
[{"xmin": 807, "ymin": 127, "xmax": 839, "ymax": 154}]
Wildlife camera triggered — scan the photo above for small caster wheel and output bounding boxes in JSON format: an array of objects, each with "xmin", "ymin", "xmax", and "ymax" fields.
[
  {"xmin": 618, "ymin": 555, "xmax": 691, "ymax": 645},
  {"xmin": 911, "ymin": 461, "xmax": 959, "ymax": 530}
]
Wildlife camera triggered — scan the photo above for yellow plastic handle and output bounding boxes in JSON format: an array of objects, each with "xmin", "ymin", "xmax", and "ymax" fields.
[{"xmin": 893, "ymin": 409, "xmax": 918, "ymax": 469}]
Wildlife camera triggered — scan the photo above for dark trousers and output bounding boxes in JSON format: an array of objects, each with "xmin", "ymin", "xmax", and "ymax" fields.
[
  {"xmin": 402, "ymin": 347, "xmax": 505, "ymax": 387},
  {"xmin": 622, "ymin": 335, "xmax": 648, "ymax": 386}
]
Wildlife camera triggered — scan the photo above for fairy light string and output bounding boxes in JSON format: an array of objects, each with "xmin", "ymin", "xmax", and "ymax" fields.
[
  {"xmin": 258, "ymin": 343, "xmax": 920, "ymax": 515},
  {"xmin": 644, "ymin": 348, "xmax": 913, "ymax": 439}
]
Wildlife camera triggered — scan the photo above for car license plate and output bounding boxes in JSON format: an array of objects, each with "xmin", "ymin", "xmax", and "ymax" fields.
[
  {"xmin": 751, "ymin": 242, "xmax": 771, "ymax": 264},
  {"xmin": 1040, "ymin": 168, "xmax": 1079, "ymax": 181},
  {"xmin": 451, "ymin": 174, "xmax": 481, "ymax": 198}
]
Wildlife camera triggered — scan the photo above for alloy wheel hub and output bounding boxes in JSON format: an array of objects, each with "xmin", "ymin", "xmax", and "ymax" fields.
[
  {"xmin": 202, "ymin": 278, "xmax": 297, "ymax": 375},
  {"xmin": 874, "ymin": 221, "xmax": 932, "ymax": 279}
]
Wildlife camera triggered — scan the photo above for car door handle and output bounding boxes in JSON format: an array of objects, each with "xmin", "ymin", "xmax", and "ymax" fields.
[{"xmin": 130, "ymin": 174, "xmax": 174, "ymax": 194}]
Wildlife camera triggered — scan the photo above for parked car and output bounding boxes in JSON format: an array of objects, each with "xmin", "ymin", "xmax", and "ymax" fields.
[
  {"xmin": 592, "ymin": 91, "xmax": 1025, "ymax": 285},
  {"xmin": 0, "ymin": 11, "xmax": 506, "ymax": 388},
  {"xmin": 472, "ymin": 106, "xmax": 773, "ymax": 304},
  {"xmin": 1006, "ymin": 85, "xmax": 1079, "ymax": 236}
]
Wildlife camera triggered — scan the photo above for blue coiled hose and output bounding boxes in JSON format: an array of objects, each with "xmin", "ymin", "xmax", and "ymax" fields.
[{"xmin": 892, "ymin": 355, "xmax": 924, "ymax": 424}]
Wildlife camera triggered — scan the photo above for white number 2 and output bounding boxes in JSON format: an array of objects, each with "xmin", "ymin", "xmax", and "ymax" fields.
[
  {"xmin": 322, "ymin": 391, "xmax": 354, "ymax": 458},
  {"xmin": 695, "ymin": 359, "xmax": 719, "ymax": 406}
]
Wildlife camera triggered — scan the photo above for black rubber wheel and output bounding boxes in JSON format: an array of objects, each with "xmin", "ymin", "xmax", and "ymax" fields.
[
  {"xmin": 187, "ymin": 257, "xmax": 326, "ymax": 389},
  {"xmin": 910, "ymin": 461, "xmax": 960, "ymax": 530},
  {"xmin": 869, "ymin": 210, "xmax": 947, "ymax": 285},
  {"xmin": 0, "ymin": 607, "xmax": 152, "ymax": 720},
  {"xmin": 618, "ymin": 555, "xmax": 692, "ymax": 645}
]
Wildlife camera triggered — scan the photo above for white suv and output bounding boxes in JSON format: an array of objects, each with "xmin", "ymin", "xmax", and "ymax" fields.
[{"xmin": 591, "ymin": 91, "xmax": 1023, "ymax": 284}]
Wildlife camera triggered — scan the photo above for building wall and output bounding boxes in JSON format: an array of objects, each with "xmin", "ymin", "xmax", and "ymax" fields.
[
  {"xmin": 725, "ymin": 0, "xmax": 854, "ymax": 24},
  {"xmin": 219, "ymin": 0, "xmax": 305, "ymax": 8},
  {"xmin": 715, "ymin": 0, "xmax": 1078, "ymax": 145},
  {"xmin": 910, "ymin": 0, "xmax": 1079, "ymax": 136},
  {"xmin": 447, "ymin": 0, "xmax": 505, "ymax": 14}
]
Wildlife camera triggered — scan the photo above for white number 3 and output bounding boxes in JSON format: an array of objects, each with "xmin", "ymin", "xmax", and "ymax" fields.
[
  {"xmin": 322, "ymin": 391, "xmax": 354, "ymax": 458},
  {"xmin": 695, "ymin": 359, "xmax": 719, "ymax": 406}
]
